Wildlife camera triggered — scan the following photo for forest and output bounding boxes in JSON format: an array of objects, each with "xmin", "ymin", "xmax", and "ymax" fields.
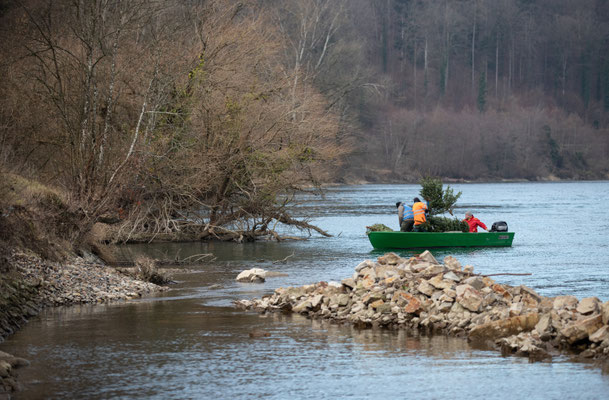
[{"xmin": 1, "ymin": 0, "xmax": 608, "ymax": 250}]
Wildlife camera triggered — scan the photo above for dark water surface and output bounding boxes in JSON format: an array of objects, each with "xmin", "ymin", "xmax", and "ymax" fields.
[{"xmin": 3, "ymin": 182, "xmax": 609, "ymax": 399}]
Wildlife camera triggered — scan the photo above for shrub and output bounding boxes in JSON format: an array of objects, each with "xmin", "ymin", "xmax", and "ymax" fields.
[
  {"xmin": 420, "ymin": 216, "xmax": 468, "ymax": 232},
  {"xmin": 134, "ymin": 257, "xmax": 172, "ymax": 285}
]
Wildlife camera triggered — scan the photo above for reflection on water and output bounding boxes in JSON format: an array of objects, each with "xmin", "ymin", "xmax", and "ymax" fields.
[{"xmin": 3, "ymin": 182, "xmax": 609, "ymax": 399}]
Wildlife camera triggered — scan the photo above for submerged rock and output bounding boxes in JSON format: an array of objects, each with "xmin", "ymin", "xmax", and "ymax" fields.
[{"xmin": 236, "ymin": 268, "xmax": 267, "ymax": 283}]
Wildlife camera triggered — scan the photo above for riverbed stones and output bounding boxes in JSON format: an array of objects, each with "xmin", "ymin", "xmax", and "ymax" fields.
[{"xmin": 236, "ymin": 251, "xmax": 609, "ymax": 364}]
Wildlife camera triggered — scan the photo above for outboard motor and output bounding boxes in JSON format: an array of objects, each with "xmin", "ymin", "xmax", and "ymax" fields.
[{"xmin": 490, "ymin": 221, "xmax": 508, "ymax": 232}]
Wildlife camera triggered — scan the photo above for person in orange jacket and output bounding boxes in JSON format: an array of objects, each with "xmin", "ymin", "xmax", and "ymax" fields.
[
  {"xmin": 412, "ymin": 197, "xmax": 428, "ymax": 232},
  {"xmin": 463, "ymin": 211, "xmax": 488, "ymax": 232}
]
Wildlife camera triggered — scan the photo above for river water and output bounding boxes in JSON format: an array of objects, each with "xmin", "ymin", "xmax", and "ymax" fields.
[{"xmin": 3, "ymin": 182, "xmax": 609, "ymax": 399}]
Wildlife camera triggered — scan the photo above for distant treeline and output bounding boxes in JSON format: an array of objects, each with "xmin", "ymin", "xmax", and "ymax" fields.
[{"xmin": 341, "ymin": 0, "xmax": 609, "ymax": 180}]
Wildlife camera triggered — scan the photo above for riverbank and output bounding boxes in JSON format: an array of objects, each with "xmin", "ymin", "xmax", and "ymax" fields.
[
  {"xmin": 236, "ymin": 251, "xmax": 609, "ymax": 366},
  {"xmin": 0, "ymin": 251, "xmax": 167, "ymax": 396}
]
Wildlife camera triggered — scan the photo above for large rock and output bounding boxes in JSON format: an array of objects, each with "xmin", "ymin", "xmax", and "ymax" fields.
[
  {"xmin": 375, "ymin": 265, "xmax": 398, "ymax": 280},
  {"xmin": 553, "ymin": 295, "xmax": 578, "ymax": 310},
  {"xmin": 535, "ymin": 313, "xmax": 552, "ymax": 334},
  {"xmin": 602, "ymin": 301, "xmax": 609, "ymax": 325},
  {"xmin": 443, "ymin": 256, "xmax": 461, "ymax": 271},
  {"xmin": 419, "ymin": 250, "xmax": 439, "ymax": 264},
  {"xmin": 360, "ymin": 276, "xmax": 375, "ymax": 290},
  {"xmin": 509, "ymin": 302, "xmax": 524, "ymax": 317},
  {"xmin": 456, "ymin": 284, "xmax": 483, "ymax": 312},
  {"xmin": 576, "ymin": 297, "xmax": 600, "ymax": 315},
  {"xmin": 362, "ymin": 292, "xmax": 383, "ymax": 305},
  {"xmin": 491, "ymin": 284, "xmax": 512, "ymax": 300},
  {"xmin": 589, "ymin": 326, "xmax": 609, "ymax": 343},
  {"xmin": 236, "ymin": 268, "xmax": 266, "ymax": 283},
  {"xmin": 404, "ymin": 296, "xmax": 422, "ymax": 314},
  {"xmin": 560, "ymin": 314, "xmax": 604, "ymax": 344},
  {"xmin": 462, "ymin": 276, "xmax": 485, "ymax": 290},
  {"xmin": 518, "ymin": 285, "xmax": 541, "ymax": 302},
  {"xmin": 443, "ymin": 271, "xmax": 461, "ymax": 282},
  {"xmin": 0, "ymin": 360, "xmax": 11, "ymax": 378},
  {"xmin": 358, "ymin": 267, "xmax": 376, "ymax": 280},
  {"xmin": 370, "ymin": 299, "xmax": 385, "ymax": 309},
  {"xmin": 310, "ymin": 294, "xmax": 324, "ymax": 309},
  {"xmin": 469, "ymin": 313, "xmax": 540, "ymax": 341},
  {"xmin": 417, "ymin": 280, "xmax": 435, "ymax": 296},
  {"xmin": 428, "ymin": 274, "xmax": 452, "ymax": 290},
  {"xmin": 377, "ymin": 252, "xmax": 403, "ymax": 265},
  {"xmin": 292, "ymin": 300, "xmax": 312, "ymax": 313},
  {"xmin": 329, "ymin": 294, "xmax": 346, "ymax": 307},
  {"xmin": 422, "ymin": 264, "xmax": 445, "ymax": 276},
  {"xmin": 341, "ymin": 278, "xmax": 356, "ymax": 290}
]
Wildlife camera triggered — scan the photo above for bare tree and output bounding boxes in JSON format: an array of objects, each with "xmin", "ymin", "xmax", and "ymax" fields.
[{"xmin": 8, "ymin": 0, "xmax": 193, "ymax": 239}]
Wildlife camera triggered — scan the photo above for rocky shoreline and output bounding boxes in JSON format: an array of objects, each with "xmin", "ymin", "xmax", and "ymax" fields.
[
  {"xmin": 236, "ymin": 251, "xmax": 609, "ymax": 365},
  {"xmin": 0, "ymin": 252, "xmax": 167, "ymax": 396}
]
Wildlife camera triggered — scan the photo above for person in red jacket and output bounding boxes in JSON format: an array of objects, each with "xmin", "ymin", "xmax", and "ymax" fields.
[{"xmin": 463, "ymin": 211, "xmax": 488, "ymax": 232}]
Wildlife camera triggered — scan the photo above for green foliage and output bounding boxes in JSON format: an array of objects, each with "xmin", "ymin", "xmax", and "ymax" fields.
[
  {"xmin": 366, "ymin": 224, "xmax": 393, "ymax": 234},
  {"xmin": 419, "ymin": 177, "xmax": 461, "ymax": 216},
  {"xmin": 188, "ymin": 53, "xmax": 206, "ymax": 82},
  {"xmin": 420, "ymin": 216, "xmax": 468, "ymax": 233},
  {"xmin": 543, "ymin": 125, "xmax": 563, "ymax": 170}
]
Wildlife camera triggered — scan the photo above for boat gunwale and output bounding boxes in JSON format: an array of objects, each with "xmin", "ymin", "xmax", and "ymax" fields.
[{"xmin": 367, "ymin": 231, "xmax": 515, "ymax": 249}]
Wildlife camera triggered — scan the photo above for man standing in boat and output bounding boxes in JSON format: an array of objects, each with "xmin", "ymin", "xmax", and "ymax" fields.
[
  {"xmin": 396, "ymin": 201, "xmax": 415, "ymax": 232},
  {"xmin": 412, "ymin": 197, "xmax": 428, "ymax": 232},
  {"xmin": 463, "ymin": 211, "xmax": 488, "ymax": 232}
]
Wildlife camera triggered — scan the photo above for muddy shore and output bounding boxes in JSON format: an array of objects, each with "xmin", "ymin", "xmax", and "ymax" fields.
[{"xmin": 0, "ymin": 252, "xmax": 166, "ymax": 396}]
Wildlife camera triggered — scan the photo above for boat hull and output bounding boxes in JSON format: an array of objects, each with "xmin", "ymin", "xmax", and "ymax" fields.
[{"xmin": 367, "ymin": 231, "xmax": 515, "ymax": 249}]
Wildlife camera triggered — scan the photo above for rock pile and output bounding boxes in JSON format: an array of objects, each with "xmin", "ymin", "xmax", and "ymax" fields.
[{"xmin": 236, "ymin": 251, "xmax": 609, "ymax": 362}]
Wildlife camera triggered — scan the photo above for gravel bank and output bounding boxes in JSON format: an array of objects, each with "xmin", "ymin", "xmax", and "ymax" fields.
[{"xmin": 0, "ymin": 251, "xmax": 167, "ymax": 396}]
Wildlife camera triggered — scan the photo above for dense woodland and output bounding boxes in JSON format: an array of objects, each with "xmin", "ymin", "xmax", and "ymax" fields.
[{"xmin": 1, "ymin": 0, "xmax": 608, "ymax": 249}]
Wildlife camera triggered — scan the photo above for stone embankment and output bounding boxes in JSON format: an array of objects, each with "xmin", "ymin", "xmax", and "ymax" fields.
[
  {"xmin": 236, "ymin": 251, "xmax": 609, "ymax": 363},
  {"xmin": 0, "ymin": 252, "xmax": 167, "ymax": 396}
]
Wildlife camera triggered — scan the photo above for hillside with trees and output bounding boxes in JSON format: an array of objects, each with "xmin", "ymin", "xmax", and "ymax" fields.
[
  {"xmin": 1, "ymin": 0, "xmax": 608, "ymax": 252},
  {"xmin": 346, "ymin": 0, "xmax": 609, "ymax": 181}
]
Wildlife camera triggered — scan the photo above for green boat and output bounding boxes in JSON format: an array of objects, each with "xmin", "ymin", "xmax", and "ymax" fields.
[{"xmin": 367, "ymin": 231, "xmax": 515, "ymax": 249}]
